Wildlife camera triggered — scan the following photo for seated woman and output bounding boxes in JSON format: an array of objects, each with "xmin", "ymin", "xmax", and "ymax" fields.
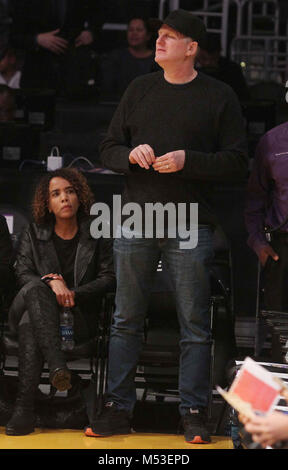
[{"xmin": 6, "ymin": 168, "xmax": 115, "ymax": 436}]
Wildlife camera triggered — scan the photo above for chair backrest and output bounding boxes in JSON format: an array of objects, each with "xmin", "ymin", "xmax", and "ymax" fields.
[
  {"xmin": 211, "ymin": 225, "xmax": 234, "ymax": 313},
  {"xmin": 249, "ymin": 81, "xmax": 286, "ymax": 106},
  {"xmin": 0, "ymin": 204, "xmax": 30, "ymax": 249},
  {"xmin": 145, "ymin": 225, "xmax": 234, "ymax": 333},
  {"xmin": 0, "ymin": 122, "xmax": 42, "ymax": 169}
]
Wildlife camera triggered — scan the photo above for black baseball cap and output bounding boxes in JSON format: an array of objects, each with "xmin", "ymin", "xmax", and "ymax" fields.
[{"xmin": 161, "ymin": 9, "xmax": 206, "ymax": 47}]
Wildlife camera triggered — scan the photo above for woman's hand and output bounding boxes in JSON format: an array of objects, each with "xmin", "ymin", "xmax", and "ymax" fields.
[
  {"xmin": 240, "ymin": 411, "xmax": 288, "ymax": 448},
  {"xmin": 42, "ymin": 273, "xmax": 75, "ymax": 307},
  {"xmin": 41, "ymin": 273, "xmax": 62, "ymax": 282}
]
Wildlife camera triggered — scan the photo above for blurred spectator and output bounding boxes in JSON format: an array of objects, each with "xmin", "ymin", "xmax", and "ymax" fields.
[
  {"xmin": 0, "ymin": 48, "xmax": 21, "ymax": 88},
  {"xmin": 0, "ymin": 213, "xmax": 14, "ymax": 290},
  {"xmin": 100, "ymin": 17, "xmax": 159, "ymax": 101},
  {"xmin": 0, "ymin": 83, "xmax": 15, "ymax": 121},
  {"xmin": 10, "ymin": 0, "xmax": 106, "ymax": 92},
  {"xmin": 0, "ymin": 0, "xmax": 10, "ymax": 59},
  {"xmin": 197, "ymin": 33, "xmax": 250, "ymax": 102},
  {"xmin": 245, "ymin": 121, "xmax": 288, "ymax": 312}
]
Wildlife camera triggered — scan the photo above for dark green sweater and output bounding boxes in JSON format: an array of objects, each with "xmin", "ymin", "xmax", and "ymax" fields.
[{"xmin": 100, "ymin": 70, "xmax": 248, "ymax": 226}]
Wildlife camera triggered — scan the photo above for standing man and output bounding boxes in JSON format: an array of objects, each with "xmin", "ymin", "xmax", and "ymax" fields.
[
  {"xmin": 87, "ymin": 9, "xmax": 247, "ymax": 443},
  {"xmin": 10, "ymin": 0, "xmax": 106, "ymax": 91},
  {"xmin": 245, "ymin": 121, "xmax": 288, "ymax": 312}
]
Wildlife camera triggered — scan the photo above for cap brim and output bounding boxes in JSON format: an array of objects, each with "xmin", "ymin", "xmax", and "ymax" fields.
[{"xmin": 156, "ymin": 19, "xmax": 202, "ymax": 44}]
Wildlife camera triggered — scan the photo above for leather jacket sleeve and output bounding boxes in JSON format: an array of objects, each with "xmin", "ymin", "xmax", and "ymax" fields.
[
  {"xmin": 0, "ymin": 215, "xmax": 14, "ymax": 289},
  {"xmin": 74, "ymin": 238, "xmax": 115, "ymax": 301},
  {"xmin": 14, "ymin": 225, "xmax": 41, "ymax": 288}
]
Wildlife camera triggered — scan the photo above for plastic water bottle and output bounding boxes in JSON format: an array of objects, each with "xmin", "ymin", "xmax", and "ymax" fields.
[{"xmin": 60, "ymin": 301, "xmax": 75, "ymax": 351}]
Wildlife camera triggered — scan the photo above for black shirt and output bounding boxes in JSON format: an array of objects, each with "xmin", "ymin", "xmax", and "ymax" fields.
[
  {"xmin": 100, "ymin": 71, "xmax": 248, "ymax": 227},
  {"xmin": 52, "ymin": 231, "xmax": 79, "ymax": 288}
]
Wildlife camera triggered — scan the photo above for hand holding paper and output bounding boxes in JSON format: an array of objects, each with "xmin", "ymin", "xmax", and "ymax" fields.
[
  {"xmin": 217, "ymin": 357, "xmax": 282, "ymax": 417},
  {"xmin": 218, "ymin": 357, "xmax": 288, "ymax": 448},
  {"xmin": 243, "ymin": 411, "xmax": 288, "ymax": 448}
]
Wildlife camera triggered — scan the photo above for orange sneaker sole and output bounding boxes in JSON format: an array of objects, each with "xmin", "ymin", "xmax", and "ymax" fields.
[
  {"xmin": 84, "ymin": 426, "xmax": 131, "ymax": 437},
  {"xmin": 187, "ymin": 436, "xmax": 211, "ymax": 444},
  {"xmin": 84, "ymin": 427, "xmax": 106, "ymax": 438}
]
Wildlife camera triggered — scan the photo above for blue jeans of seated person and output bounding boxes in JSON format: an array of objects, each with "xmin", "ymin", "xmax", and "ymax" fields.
[{"xmin": 107, "ymin": 226, "xmax": 214, "ymax": 416}]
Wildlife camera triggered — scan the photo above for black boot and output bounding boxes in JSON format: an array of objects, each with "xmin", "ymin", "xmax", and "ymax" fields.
[
  {"xmin": 24, "ymin": 283, "xmax": 71, "ymax": 391},
  {"xmin": 6, "ymin": 323, "xmax": 43, "ymax": 436}
]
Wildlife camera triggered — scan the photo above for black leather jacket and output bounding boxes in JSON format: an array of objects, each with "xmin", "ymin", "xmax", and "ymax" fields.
[
  {"xmin": 0, "ymin": 214, "xmax": 14, "ymax": 290},
  {"xmin": 9, "ymin": 217, "xmax": 115, "ymax": 332}
]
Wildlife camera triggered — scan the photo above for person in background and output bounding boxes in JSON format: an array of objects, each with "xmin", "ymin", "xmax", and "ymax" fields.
[
  {"xmin": 9, "ymin": 0, "xmax": 106, "ymax": 91},
  {"xmin": 100, "ymin": 16, "xmax": 159, "ymax": 101},
  {"xmin": 5, "ymin": 168, "xmax": 115, "ymax": 436},
  {"xmin": 0, "ymin": 83, "xmax": 15, "ymax": 121},
  {"xmin": 197, "ymin": 33, "xmax": 250, "ymax": 102},
  {"xmin": 0, "ymin": 0, "xmax": 10, "ymax": 59},
  {"xmin": 245, "ymin": 121, "xmax": 288, "ymax": 312},
  {"xmin": 0, "ymin": 213, "xmax": 14, "ymax": 290},
  {"xmin": 0, "ymin": 48, "xmax": 21, "ymax": 88},
  {"xmin": 244, "ymin": 121, "xmax": 288, "ymax": 358}
]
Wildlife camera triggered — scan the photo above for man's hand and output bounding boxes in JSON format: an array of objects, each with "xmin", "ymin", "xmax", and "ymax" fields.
[
  {"xmin": 36, "ymin": 29, "xmax": 68, "ymax": 54},
  {"xmin": 129, "ymin": 144, "xmax": 156, "ymax": 169},
  {"xmin": 75, "ymin": 30, "xmax": 94, "ymax": 47},
  {"xmin": 258, "ymin": 245, "xmax": 279, "ymax": 267},
  {"xmin": 45, "ymin": 274, "xmax": 75, "ymax": 307},
  {"xmin": 152, "ymin": 150, "xmax": 185, "ymax": 173}
]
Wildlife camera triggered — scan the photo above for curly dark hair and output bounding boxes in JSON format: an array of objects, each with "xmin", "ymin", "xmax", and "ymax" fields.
[{"xmin": 32, "ymin": 168, "xmax": 95, "ymax": 225}]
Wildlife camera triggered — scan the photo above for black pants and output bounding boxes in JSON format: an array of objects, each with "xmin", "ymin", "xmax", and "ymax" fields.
[
  {"xmin": 9, "ymin": 280, "xmax": 97, "ymax": 344},
  {"xmin": 262, "ymin": 235, "xmax": 288, "ymax": 311}
]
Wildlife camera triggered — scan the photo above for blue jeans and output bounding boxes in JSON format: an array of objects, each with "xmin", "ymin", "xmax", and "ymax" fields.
[{"xmin": 107, "ymin": 226, "xmax": 214, "ymax": 415}]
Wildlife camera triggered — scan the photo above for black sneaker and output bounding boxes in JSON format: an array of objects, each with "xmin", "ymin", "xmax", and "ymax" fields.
[
  {"xmin": 182, "ymin": 408, "xmax": 211, "ymax": 444},
  {"xmin": 85, "ymin": 401, "xmax": 132, "ymax": 437}
]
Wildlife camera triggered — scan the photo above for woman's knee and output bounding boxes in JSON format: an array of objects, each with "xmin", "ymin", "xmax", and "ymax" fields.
[{"xmin": 23, "ymin": 280, "xmax": 53, "ymax": 301}]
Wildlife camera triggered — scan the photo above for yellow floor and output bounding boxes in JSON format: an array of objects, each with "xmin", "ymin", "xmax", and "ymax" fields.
[{"xmin": 0, "ymin": 428, "xmax": 233, "ymax": 450}]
